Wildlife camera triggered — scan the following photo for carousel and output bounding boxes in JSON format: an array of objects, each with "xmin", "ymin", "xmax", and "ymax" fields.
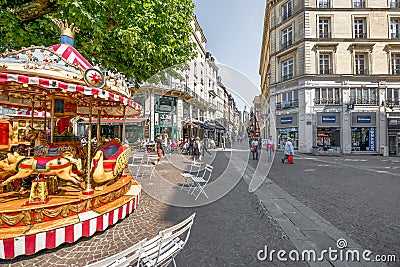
[{"xmin": 0, "ymin": 19, "xmax": 142, "ymax": 259}]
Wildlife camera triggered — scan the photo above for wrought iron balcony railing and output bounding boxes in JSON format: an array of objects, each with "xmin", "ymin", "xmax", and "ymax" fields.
[
  {"xmin": 276, "ymin": 99, "xmax": 299, "ymax": 109},
  {"xmin": 350, "ymin": 98, "xmax": 379, "ymax": 105},
  {"xmin": 314, "ymin": 98, "xmax": 342, "ymax": 105},
  {"xmin": 391, "ymin": 33, "xmax": 400, "ymax": 39}
]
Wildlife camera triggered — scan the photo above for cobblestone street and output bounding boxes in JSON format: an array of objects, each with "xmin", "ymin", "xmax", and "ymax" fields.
[{"xmin": 1, "ymin": 142, "xmax": 399, "ymax": 266}]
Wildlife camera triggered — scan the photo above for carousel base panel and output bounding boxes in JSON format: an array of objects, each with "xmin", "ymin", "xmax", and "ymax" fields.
[{"xmin": 0, "ymin": 174, "xmax": 141, "ymax": 260}]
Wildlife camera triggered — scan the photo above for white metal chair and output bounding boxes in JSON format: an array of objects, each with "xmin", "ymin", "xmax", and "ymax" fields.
[
  {"xmin": 190, "ymin": 164, "xmax": 213, "ymax": 200},
  {"xmin": 85, "ymin": 238, "xmax": 147, "ymax": 267},
  {"xmin": 180, "ymin": 160, "xmax": 201, "ymax": 191},
  {"xmin": 139, "ymin": 154, "xmax": 159, "ymax": 179},
  {"xmin": 128, "ymin": 154, "xmax": 144, "ymax": 178},
  {"xmin": 140, "ymin": 213, "xmax": 196, "ymax": 267}
]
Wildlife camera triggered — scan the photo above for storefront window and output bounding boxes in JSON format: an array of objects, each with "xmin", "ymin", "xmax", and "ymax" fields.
[
  {"xmin": 316, "ymin": 128, "xmax": 340, "ymax": 151},
  {"xmin": 277, "ymin": 128, "xmax": 298, "ymax": 149},
  {"xmin": 351, "ymin": 127, "xmax": 376, "ymax": 151}
]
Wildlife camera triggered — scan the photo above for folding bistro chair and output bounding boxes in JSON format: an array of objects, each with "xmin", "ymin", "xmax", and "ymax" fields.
[
  {"xmin": 180, "ymin": 160, "xmax": 201, "ymax": 191},
  {"xmin": 139, "ymin": 154, "xmax": 159, "ymax": 179},
  {"xmin": 128, "ymin": 154, "xmax": 144, "ymax": 178},
  {"xmin": 190, "ymin": 164, "xmax": 213, "ymax": 200},
  {"xmin": 140, "ymin": 213, "xmax": 196, "ymax": 267}
]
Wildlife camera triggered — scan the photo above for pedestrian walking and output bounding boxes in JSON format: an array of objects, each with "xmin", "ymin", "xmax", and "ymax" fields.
[
  {"xmin": 194, "ymin": 136, "xmax": 201, "ymax": 160},
  {"xmin": 201, "ymin": 133, "xmax": 212, "ymax": 157},
  {"xmin": 156, "ymin": 134, "xmax": 163, "ymax": 165},
  {"xmin": 266, "ymin": 135, "xmax": 275, "ymax": 162},
  {"xmin": 251, "ymin": 137, "xmax": 259, "ymax": 160},
  {"xmin": 282, "ymin": 138, "xmax": 294, "ymax": 164},
  {"xmin": 221, "ymin": 135, "xmax": 226, "ymax": 150}
]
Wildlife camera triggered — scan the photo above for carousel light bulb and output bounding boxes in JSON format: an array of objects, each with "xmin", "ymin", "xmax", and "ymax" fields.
[{"xmin": 23, "ymin": 83, "xmax": 28, "ymax": 88}]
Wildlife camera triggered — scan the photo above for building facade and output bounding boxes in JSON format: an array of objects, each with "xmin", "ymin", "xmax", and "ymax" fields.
[
  {"xmin": 137, "ymin": 16, "xmax": 238, "ymax": 142},
  {"xmin": 260, "ymin": 0, "xmax": 400, "ymax": 155}
]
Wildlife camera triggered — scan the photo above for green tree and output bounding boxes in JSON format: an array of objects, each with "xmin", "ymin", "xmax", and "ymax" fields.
[{"xmin": 0, "ymin": 0, "xmax": 196, "ymax": 84}]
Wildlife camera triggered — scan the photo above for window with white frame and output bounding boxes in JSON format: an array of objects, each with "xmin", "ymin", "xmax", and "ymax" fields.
[
  {"xmin": 314, "ymin": 88, "xmax": 342, "ymax": 104},
  {"xmin": 318, "ymin": 0, "xmax": 330, "ymax": 8},
  {"xmin": 355, "ymin": 53, "xmax": 367, "ymax": 74},
  {"xmin": 319, "ymin": 53, "xmax": 332, "ymax": 74},
  {"xmin": 390, "ymin": 19, "xmax": 400, "ymax": 39},
  {"xmin": 392, "ymin": 54, "xmax": 400, "ymax": 74},
  {"xmin": 353, "ymin": 0, "xmax": 365, "ymax": 8},
  {"xmin": 354, "ymin": 18, "xmax": 366, "ymax": 38},
  {"xmin": 350, "ymin": 88, "xmax": 378, "ymax": 105},
  {"xmin": 281, "ymin": 26, "xmax": 293, "ymax": 49},
  {"xmin": 281, "ymin": 58, "xmax": 294, "ymax": 81},
  {"xmin": 319, "ymin": 18, "xmax": 331, "ymax": 38},
  {"xmin": 281, "ymin": 1, "xmax": 292, "ymax": 21},
  {"xmin": 387, "ymin": 88, "xmax": 400, "ymax": 105}
]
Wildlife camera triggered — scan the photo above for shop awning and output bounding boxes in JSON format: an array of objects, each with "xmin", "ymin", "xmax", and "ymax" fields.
[{"xmin": 82, "ymin": 118, "xmax": 146, "ymax": 124}]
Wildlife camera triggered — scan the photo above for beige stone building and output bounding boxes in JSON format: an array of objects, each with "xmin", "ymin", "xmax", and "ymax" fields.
[{"xmin": 260, "ymin": 0, "xmax": 400, "ymax": 155}]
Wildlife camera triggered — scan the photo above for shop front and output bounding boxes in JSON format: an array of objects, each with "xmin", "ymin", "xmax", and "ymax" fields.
[
  {"xmin": 276, "ymin": 114, "xmax": 298, "ymax": 149},
  {"xmin": 155, "ymin": 112, "xmax": 177, "ymax": 141},
  {"xmin": 351, "ymin": 112, "xmax": 377, "ymax": 152},
  {"xmin": 316, "ymin": 113, "xmax": 341, "ymax": 152},
  {"xmin": 388, "ymin": 114, "xmax": 400, "ymax": 156}
]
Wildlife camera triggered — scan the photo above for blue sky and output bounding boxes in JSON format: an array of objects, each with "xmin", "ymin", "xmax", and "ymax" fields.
[{"xmin": 192, "ymin": 0, "xmax": 265, "ymax": 109}]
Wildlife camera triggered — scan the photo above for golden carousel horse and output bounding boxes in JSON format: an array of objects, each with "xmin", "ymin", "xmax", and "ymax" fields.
[
  {"xmin": 0, "ymin": 151, "xmax": 83, "ymax": 188},
  {"xmin": 91, "ymin": 140, "xmax": 131, "ymax": 190}
]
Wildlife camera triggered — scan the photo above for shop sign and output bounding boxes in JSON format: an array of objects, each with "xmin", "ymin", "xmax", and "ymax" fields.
[
  {"xmin": 322, "ymin": 115, "xmax": 336, "ymax": 123},
  {"xmin": 280, "ymin": 117, "xmax": 293, "ymax": 124},
  {"xmin": 357, "ymin": 115, "xmax": 371, "ymax": 123},
  {"xmin": 159, "ymin": 113, "xmax": 173, "ymax": 126},
  {"xmin": 369, "ymin": 127, "xmax": 375, "ymax": 151}
]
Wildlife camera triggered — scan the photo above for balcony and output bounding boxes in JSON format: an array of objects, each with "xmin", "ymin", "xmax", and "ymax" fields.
[
  {"xmin": 276, "ymin": 99, "xmax": 299, "ymax": 109},
  {"xmin": 281, "ymin": 39, "xmax": 293, "ymax": 49},
  {"xmin": 281, "ymin": 73, "xmax": 293, "ymax": 81},
  {"xmin": 350, "ymin": 98, "xmax": 379, "ymax": 105},
  {"xmin": 319, "ymin": 32, "xmax": 331, "ymax": 39},
  {"xmin": 354, "ymin": 33, "xmax": 367, "ymax": 38},
  {"xmin": 390, "ymin": 1, "xmax": 400, "ymax": 7},
  {"xmin": 353, "ymin": 1, "xmax": 366, "ymax": 7},
  {"xmin": 314, "ymin": 98, "xmax": 342, "ymax": 105},
  {"xmin": 391, "ymin": 33, "xmax": 400, "ymax": 39},
  {"xmin": 355, "ymin": 68, "xmax": 369, "ymax": 75},
  {"xmin": 386, "ymin": 98, "xmax": 400, "ymax": 106},
  {"xmin": 319, "ymin": 68, "xmax": 333, "ymax": 74}
]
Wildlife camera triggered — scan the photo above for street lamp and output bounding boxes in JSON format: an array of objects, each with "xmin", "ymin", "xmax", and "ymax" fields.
[{"xmin": 381, "ymin": 100, "xmax": 394, "ymax": 111}]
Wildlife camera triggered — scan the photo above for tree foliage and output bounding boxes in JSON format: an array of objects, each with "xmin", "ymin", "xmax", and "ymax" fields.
[{"xmin": 0, "ymin": 0, "xmax": 196, "ymax": 84}]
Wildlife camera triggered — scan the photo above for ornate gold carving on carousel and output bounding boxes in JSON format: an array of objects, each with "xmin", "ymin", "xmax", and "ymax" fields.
[
  {"xmin": 24, "ymin": 51, "xmax": 40, "ymax": 70},
  {"xmin": 28, "ymin": 174, "xmax": 48, "ymax": 204},
  {"xmin": 68, "ymin": 201, "xmax": 87, "ymax": 214},
  {"xmin": 1, "ymin": 210, "xmax": 32, "ymax": 226},
  {"xmin": 0, "ymin": 64, "xmax": 7, "ymax": 70}
]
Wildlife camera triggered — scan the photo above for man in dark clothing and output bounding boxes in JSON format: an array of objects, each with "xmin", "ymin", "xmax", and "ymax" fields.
[{"xmin": 201, "ymin": 133, "xmax": 212, "ymax": 157}]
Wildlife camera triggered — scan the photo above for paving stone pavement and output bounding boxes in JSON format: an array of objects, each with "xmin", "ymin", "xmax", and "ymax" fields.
[{"xmin": 2, "ymin": 143, "xmax": 398, "ymax": 266}]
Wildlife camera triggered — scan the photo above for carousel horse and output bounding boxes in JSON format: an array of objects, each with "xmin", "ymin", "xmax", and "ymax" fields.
[
  {"xmin": 91, "ymin": 141, "xmax": 130, "ymax": 189},
  {"xmin": 1, "ymin": 152, "xmax": 83, "ymax": 188}
]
